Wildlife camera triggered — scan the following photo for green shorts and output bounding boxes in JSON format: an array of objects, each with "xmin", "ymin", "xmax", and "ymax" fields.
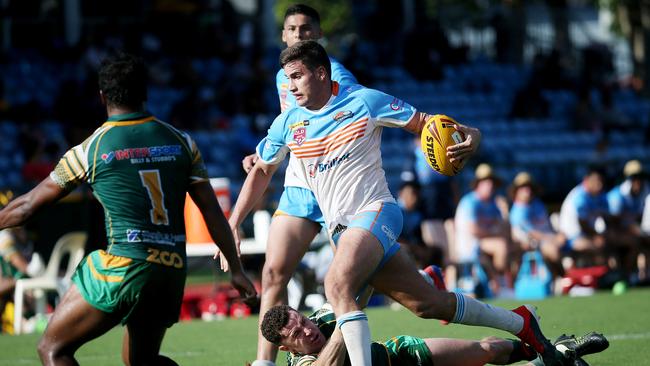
[
  {"xmin": 374, "ymin": 335, "xmax": 433, "ymax": 366},
  {"xmin": 72, "ymin": 249, "xmax": 186, "ymax": 327}
]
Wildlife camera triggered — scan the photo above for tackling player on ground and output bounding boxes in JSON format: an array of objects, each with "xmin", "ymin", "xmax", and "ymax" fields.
[
  {"xmin": 0, "ymin": 53, "xmax": 257, "ymax": 365},
  {"xmin": 260, "ymin": 267, "xmax": 608, "ymax": 366},
  {"xmin": 228, "ymin": 40, "xmax": 563, "ymax": 366}
]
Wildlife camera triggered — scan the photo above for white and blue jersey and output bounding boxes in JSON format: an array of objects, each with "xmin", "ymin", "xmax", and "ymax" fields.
[
  {"xmin": 607, "ymin": 180, "xmax": 648, "ymax": 227},
  {"xmin": 559, "ymin": 184, "xmax": 609, "ymax": 240},
  {"xmin": 257, "ymin": 83, "xmax": 416, "ymax": 239},
  {"xmin": 510, "ymin": 199, "xmax": 553, "ymax": 234},
  {"xmin": 454, "ymin": 191, "xmax": 503, "ymax": 263},
  {"xmin": 274, "ymin": 57, "xmax": 357, "ymax": 225},
  {"xmin": 276, "ymin": 57, "xmax": 358, "ymax": 190}
]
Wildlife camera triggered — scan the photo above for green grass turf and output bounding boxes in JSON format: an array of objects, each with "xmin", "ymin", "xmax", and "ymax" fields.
[{"xmin": 1, "ymin": 288, "xmax": 649, "ymax": 365}]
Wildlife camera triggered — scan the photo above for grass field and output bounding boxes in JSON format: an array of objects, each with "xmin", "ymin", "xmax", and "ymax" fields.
[{"xmin": 1, "ymin": 288, "xmax": 649, "ymax": 365}]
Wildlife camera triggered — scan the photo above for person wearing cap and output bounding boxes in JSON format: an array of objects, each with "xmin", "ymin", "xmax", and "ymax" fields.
[
  {"xmin": 558, "ymin": 166, "xmax": 610, "ymax": 267},
  {"xmin": 607, "ymin": 160, "xmax": 648, "ymax": 233},
  {"xmin": 606, "ymin": 160, "xmax": 648, "ymax": 281},
  {"xmin": 454, "ymin": 163, "xmax": 512, "ymax": 295},
  {"xmin": 509, "ymin": 172, "xmax": 565, "ymax": 281}
]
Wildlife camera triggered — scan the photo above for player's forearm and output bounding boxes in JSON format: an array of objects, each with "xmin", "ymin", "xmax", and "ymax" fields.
[
  {"xmin": 0, "ymin": 178, "xmax": 66, "ymax": 229},
  {"xmin": 0, "ymin": 194, "xmax": 32, "ymax": 229},
  {"xmin": 313, "ymin": 328, "xmax": 348, "ymax": 366},
  {"xmin": 206, "ymin": 204, "xmax": 244, "ymax": 273},
  {"xmin": 229, "ymin": 163, "xmax": 276, "ymax": 227},
  {"xmin": 403, "ymin": 111, "xmax": 430, "ymax": 135}
]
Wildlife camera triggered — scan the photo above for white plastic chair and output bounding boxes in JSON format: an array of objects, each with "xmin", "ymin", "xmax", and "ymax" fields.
[{"xmin": 13, "ymin": 231, "xmax": 87, "ymax": 334}]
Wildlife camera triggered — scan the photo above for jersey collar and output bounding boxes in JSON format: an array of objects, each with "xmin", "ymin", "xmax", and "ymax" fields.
[
  {"xmin": 104, "ymin": 111, "xmax": 155, "ymax": 126},
  {"xmin": 308, "ymin": 81, "xmax": 340, "ymax": 113}
]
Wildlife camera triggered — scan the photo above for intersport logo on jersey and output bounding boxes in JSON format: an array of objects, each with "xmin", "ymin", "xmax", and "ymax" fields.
[
  {"xmin": 101, "ymin": 145, "xmax": 182, "ymax": 164},
  {"xmin": 307, "ymin": 153, "xmax": 351, "ymax": 178}
]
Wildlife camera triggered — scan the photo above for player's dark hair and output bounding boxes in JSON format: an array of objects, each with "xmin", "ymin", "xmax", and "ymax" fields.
[
  {"xmin": 260, "ymin": 305, "xmax": 292, "ymax": 345},
  {"xmin": 98, "ymin": 52, "xmax": 148, "ymax": 109},
  {"xmin": 284, "ymin": 4, "xmax": 320, "ymax": 24},
  {"xmin": 279, "ymin": 40, "xmax": 331, "ymax": 78}
]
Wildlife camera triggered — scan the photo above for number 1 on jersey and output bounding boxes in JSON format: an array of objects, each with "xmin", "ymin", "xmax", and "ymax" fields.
[{"xmin": 139, "ymin": 170, "xmax": 169, "ymax": 225}]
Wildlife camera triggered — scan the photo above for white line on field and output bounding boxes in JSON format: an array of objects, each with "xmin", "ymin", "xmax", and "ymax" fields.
[{"xmin": 606, "ymin": 332, "xmax": 650, "ymax": 341}]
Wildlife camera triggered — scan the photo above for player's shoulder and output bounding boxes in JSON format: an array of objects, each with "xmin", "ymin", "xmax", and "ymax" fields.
[
  {"xmin": 311, "ymin": 303, "xmax": 335, "ymax": 321},
  {"xmin": 275, "ymin": 67, "xmax": 286, "ymax": 81}
]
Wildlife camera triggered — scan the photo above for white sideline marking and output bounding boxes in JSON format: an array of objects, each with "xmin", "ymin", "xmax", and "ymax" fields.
[{"xmin": 607, "ymin": 332, "xmax": 650, "ymax": 341}]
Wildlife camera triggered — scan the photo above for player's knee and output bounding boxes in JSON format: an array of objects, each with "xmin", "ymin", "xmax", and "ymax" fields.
[
  {"xmin": 479, "ymin": 337, "xmax": 505, "ymax": 358},
  {"xmin": 261, "ymin": 263, "xmax": 292, "ymax": 288},
  {"xmin": 37, "ymin": 337, "xmax": 59, "ymax": 362},
  {"xmin": 408, "ymin": 301, "xmax": 440, "ymax": 319},
  {"xmin": 324, "ymin": 276, "xmax": 354, "ymax": 304}
]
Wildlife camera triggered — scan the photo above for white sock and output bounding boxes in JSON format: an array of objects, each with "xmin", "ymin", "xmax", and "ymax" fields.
[
  {"xmin": 337, "ymin": 311, "xmax": 372, "ymax": 366},
  {"xmin": 451, "ymin": 292, "xmax": 524, "ymax": 334},
  {"xmin": 251, "ymin": 361, "xmax": 275, "ymax": 366}
]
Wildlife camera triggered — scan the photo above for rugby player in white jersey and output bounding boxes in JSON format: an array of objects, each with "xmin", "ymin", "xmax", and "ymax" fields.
[
  {"xmin": 228, "ymin": 5, "xmax": 356, "ymax": 366},
  {"xmin": 228, "ymin": 41, "xmax": 563, "ymax": 366}
]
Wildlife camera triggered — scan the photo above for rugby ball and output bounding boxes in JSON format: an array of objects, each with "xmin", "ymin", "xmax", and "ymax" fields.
[{"xmin": 420, "ymin": 114, "xmax": 465, "ymax": 176}]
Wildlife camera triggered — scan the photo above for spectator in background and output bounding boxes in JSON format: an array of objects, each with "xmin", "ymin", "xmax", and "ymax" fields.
[
  {"xmin": 607, "ymin": 160, "xmax": 649, "ymax": 281},
  {"xmin": 608, "ymin": 160, "xmax": 649, "ymax": 233},
  {"xmin": 412, "ymin": 137, "xmax": 458, "ymax": 267},
  {"xmin": 0, "ymin": 191, "xmax": 40, "ymax": 333},
  {"xmin": 0, "ymin": 225, "xmax": 35, "ymax": 334},
  {"xmin": 454, "ymin": 164, "xmax": 512, "ymax": 294},
  {"xmin": 396, "ymin": 180, "xmax": 430, "ymax": 268},
  {"xmin": 558, "ymin": 167, "xmax": 609, "ymax": 267},
  {"xmin": 509, "ymin": 172, "xmax": 565, "ymax": 281}
]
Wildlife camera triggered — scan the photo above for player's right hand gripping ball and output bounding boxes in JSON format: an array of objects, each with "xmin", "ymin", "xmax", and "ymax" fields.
[{"xmin": 420, "ymin": 114, "xmax": 465, "ymax": 176}]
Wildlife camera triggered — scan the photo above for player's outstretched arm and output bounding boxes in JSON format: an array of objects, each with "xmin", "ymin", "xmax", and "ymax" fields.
[
  {"xmin": 188, "ymin": 180, "xmax": 257, "ymax": 304},
  {"xmin": 241, "ymin": 153, "xmax": 259, "ymax": 174},
  {"xmin": 311, "ymin": 328, "xmax": 348, "ymax": 366},
  {"xmin": 221, "ymin": 160, "xmax": 279, "ymax": 269},
  {"xmin": 0, "ymin": 177, "xmax": 68, "ymax": 230}
]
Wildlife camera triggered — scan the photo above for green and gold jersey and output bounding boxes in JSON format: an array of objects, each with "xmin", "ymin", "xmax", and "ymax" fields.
[
  {"xmin": 49, "ymin": 112, "xmax": 208, "ymax": 267},
  {"xmin": 286, "ymin": 305, "xmax": 432, "ymax": 366}
]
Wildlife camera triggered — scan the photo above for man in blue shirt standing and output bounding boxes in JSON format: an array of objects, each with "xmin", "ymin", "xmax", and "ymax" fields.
[{"xmin": 607, "ymin": 160, "xmax": 648, "ymax": 281}]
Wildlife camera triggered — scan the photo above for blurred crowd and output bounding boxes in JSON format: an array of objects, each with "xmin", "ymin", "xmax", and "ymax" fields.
[{"xmin": 393, "ymin": 159, "xmax": 650, "ymax": 300}]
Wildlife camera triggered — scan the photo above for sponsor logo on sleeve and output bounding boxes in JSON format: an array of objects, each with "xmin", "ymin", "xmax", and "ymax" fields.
[{"xmin": 390, "ymin": 98, "xmax": 404, "ymax": 111}]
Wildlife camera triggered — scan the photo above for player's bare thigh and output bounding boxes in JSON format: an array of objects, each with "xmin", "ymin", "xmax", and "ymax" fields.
[
  {"xmin": 370, "ymin": 249, "xmax": 456, "ymax": 320},
  {"xmin": 325, "ymin": 228, "xmax": 383, "ymax": 307},
  {"xmin": 38, "ymin": 284, "xmax": 119, "ymax": 363},
  {"xmin": 264, "ymin": 214, "xmax": 321, "ymax": 275}
]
